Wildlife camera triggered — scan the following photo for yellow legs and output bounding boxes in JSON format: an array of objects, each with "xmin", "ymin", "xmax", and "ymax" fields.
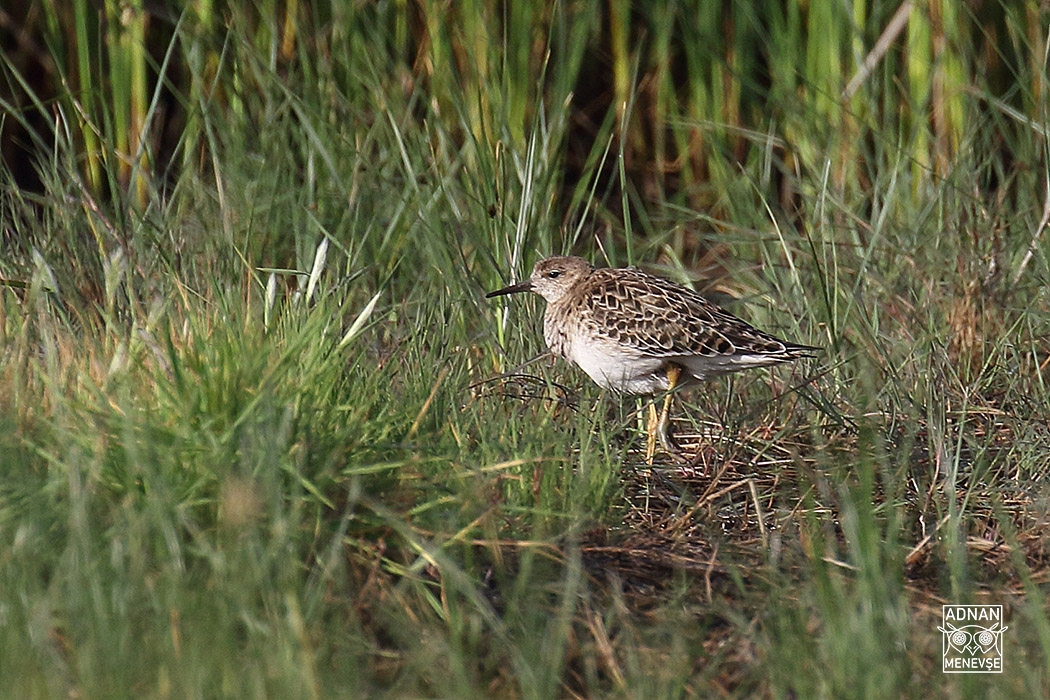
[{"xmin": 645, "ymin": 364, "xmax": 682, "ymax": 465}]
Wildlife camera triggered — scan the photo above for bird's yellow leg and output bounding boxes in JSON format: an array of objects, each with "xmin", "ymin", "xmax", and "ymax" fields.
[
  {"xmin": 645, "ymin": 403, "xmax": 659, "ymax": 465},
  {"xmin": 657, "ymin": 364, "xmax": 682, "ymax": 455}
]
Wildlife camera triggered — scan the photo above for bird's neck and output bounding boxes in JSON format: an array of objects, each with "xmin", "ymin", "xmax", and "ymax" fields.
[{"xmin": 542, "ymin": 301, "xmax": 573, "ymax": 359}]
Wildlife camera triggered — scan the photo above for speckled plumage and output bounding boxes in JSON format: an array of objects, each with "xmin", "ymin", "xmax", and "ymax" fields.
[{"xmin": 487, "ymin": 256, "xmax": 816, "ymax": 394}]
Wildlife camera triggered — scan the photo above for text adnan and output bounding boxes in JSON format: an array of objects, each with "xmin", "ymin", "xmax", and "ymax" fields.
[{"xmin": 944, "ymin": 606, "xmax": 1001, "ymax": 623}]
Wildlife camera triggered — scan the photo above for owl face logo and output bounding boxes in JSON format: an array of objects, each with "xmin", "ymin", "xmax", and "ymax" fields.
[{"xmin": 938, "ymin": 622, "xmax": 1006, "ymax": 657}]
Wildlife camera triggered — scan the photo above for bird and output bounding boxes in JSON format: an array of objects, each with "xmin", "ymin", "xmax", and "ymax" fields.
[{"xmin": 486, "ymin": 255, "xmax": 818, "ymax": 463}]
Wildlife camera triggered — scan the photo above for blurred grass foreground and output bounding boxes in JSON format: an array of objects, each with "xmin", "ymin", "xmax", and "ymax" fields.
[{"xmin": 2, "ymin": 1, "xmax": 1050, "ymax": 697}]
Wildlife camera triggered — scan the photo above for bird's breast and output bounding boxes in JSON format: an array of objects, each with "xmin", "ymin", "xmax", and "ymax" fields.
[{"xmin": 544, "ymin": 307, "xmax": 669, "ymax": 394}]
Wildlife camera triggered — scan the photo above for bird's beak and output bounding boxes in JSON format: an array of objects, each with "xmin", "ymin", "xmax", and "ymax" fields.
[{"xmin": 485, "ymin": 280, "xmax": 533, "ymax": 298}]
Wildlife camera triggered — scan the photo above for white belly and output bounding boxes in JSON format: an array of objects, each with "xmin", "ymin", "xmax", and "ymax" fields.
[{"xmin": 567, "ymin": 338, "xmax": 669, "ymax": 394}]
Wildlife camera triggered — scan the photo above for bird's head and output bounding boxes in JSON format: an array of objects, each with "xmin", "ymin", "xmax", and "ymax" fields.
[{"xmin": 486, "ymin": 256, "xmax": 593, "ymax": 304}]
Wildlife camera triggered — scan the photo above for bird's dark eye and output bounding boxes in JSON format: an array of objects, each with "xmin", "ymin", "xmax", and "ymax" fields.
[{"xmin": 547, "ymin": 270, "xmax": 561, "ymax": 279}]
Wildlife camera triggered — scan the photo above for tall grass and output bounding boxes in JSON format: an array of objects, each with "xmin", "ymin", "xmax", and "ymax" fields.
[{"xmin": 1, "ymin": 0, "xmax": 1050, "ymax": 697}]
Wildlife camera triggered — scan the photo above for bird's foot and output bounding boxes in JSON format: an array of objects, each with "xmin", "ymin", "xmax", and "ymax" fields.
[
  {"xmin": 658, "ymin": 418, "xmax": 715, "ymax": 478},
  {"xmin": 677, "ymin": 448, "xmax": 713, "ymax": 479},
  {"xmin": 656, "ymin": 410, "xmax": 685, "ymax": 460}
]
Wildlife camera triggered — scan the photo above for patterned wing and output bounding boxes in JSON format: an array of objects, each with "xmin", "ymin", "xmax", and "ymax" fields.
[{"xmin": 576, "ymin": 267, "xmax": 800, "ymax": 359}]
